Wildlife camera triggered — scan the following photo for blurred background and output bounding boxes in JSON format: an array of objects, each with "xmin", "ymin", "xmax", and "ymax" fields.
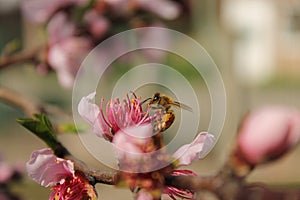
[{"xmin": 1, "ymin": 0, "xmax": 300, "ymax": 199}]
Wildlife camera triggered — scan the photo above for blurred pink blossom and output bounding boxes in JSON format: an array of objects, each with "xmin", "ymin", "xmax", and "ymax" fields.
[
  {"xmin": 26, "ymin": 148, "xmax": 74, "ymax": 187},
  {"xmin": 84, "ymin": 11, "xmax": 110, "ymax": 40},
  {"xmin": 237, "ymin": 106, "xmax": 300, "ymax": 165},
  {"xmin": 137, "ymin": 0, "xmax": 181, "ymax": 20},
  {"xmin": 47, "ymin": 12, "xmax": 93, "ymax": 88},
  {"xmin": 22, "ymin": 0, "xmax": 87, "ymax": 24},
  {"xmin": 48, "ymin": 36, "xmax": 92, "ymax": 88},
  {"xmin": 0, "ymin": 161, "xmax": 14, "ymax": 184},
  {"xmin": 0, "ymin": 156, "xmax": 23, "ymax": 184},
  {"xmin": 22, "ymin": 0, "xmax": 87, "ymax": 23}
]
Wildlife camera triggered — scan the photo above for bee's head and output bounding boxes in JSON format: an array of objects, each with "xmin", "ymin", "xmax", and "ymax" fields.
[
  {"xmin": 150, "ymin": 93, "xmax": 161, "ymax": 104},
  {"xmin": 141, "ymin": 92, "xmax": 161, "ymax": 105}
]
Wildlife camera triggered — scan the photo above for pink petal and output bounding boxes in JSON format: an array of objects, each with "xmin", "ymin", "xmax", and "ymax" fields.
[
  {"xmin": 47, "ymin": 36, "xmax": 92, "ymax": 88},
  {"xmin": 0, "ymin": 162, "xmax": 13, "ymax": 184},
  {"xmin": 84, "ymin": 11, "xmax": 110, "ymax": 39},
  {"xmin": 21, "ymin": 0, "xmax": 74, "ymax": 24},
  {"xmin": 137, "ymin": 0, "xmax": 181, "ymax": 20},
  {"xmin": 138, "ymin": 22, "xmax": 170, "ymax": 62},
  {"xmin": 78, "ymin": 92, "xmax": 103, "ymax": 137},
  {"xmin": 113, "ymin": 125, "xmax": 153, "ymax": 156},
  {"xmin": 237, "ymin": 106, "xmax": 300, "ymax": 165},
  {"xmin": 21, "ymin": 0, "xmax": 61, "ymax": 23},
  {"xmin": 137, "ymin": 190, "xmax": 154, "ymax": 200},
  {"xmin": 47, "ymin": 12, "xmax": 75, "ymax": 45},
  {"xmin": 173, "ymin": 132, "xmax": 215, "ymax": 166},
  {"xmin": 26, "ymin": 148, "xmax": 74, "ymax": 187}
]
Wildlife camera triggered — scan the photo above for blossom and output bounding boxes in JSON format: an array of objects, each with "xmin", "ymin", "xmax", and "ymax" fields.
[
  {"xmin": 173, "ymin": 132, "xmax": 215, "ymax": 166},
  {"xmin": 0, "ymin": 160, "xmax": 14, "ymax": 184},
  {"xmin": 137, "ymin": 190, "xmax": 154, "ymax": 200},
  {"xmin": 84, "ymin": 10, "xmax": 110, "ymax": 40},
  {"xmin": 0, "ymin": 156, "xmax": 23, "ymax": 184},
  {"xmin": 49, "ymin": 171, "xmax": 97, "ymax": 200},
  {"xmin": 113, "ymin": 125, "xmax": 215, "ymax": 199},
  {"xmin": 113, "ymin": 124, "xmax": 168, "ymax": 173},
  {"xmin": 21, "ymin": 0, "xmax": 87, "ymax": 24},
  {"xmin": 78, "ymin": 92, "xmax": 152, "ymax": 141},
  {"xmin": 136, "ymin": 0, "xmax": 181, "ymax": 20},
  {"xmin": 26, "ymin": 148, "xmax": 75, "ymax": 187},
  {"xmin": 163, "ymin": 170, "xmax": 197, "ymax": 200},
  {"xmin": 26, "ymin": 148, "xmax": 97, "ymax": 200},
  {"xmin": 47, "ymin": 12, "xmax": 93, "ymax": 88},
  {"xmin": 237, "ymin": 106, "xmax": 300, "ymax": 165}
]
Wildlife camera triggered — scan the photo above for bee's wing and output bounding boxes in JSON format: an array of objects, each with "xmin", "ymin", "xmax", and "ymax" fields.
[{"xmin": 172, "ymin": 101, "xmax": 193, "ymax": 112}]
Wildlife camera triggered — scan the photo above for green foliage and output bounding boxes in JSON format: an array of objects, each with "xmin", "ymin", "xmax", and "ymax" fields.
[
  {"xmin": 58, "ymin": 123, "xmax": 81, "ymax": 134},
  {"xmin": 17, "ymin": 114, "xmax": 60, "ymax": 150}
]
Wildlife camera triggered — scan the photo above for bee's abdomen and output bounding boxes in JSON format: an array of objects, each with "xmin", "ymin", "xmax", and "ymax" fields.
[{"xmin": 161, "ymin": 110, "xmax": 175, "ymax": 131}]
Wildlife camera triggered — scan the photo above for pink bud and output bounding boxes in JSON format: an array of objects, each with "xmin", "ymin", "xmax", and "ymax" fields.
[{"xmin": 237, "ymin": 106, "xmax": 300, "ymax": 165}]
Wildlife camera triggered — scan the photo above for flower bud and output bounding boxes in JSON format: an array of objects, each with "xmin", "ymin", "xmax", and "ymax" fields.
[{"xmin": 237, "ymin": 106, "xmax": 300, "ymax": 165}]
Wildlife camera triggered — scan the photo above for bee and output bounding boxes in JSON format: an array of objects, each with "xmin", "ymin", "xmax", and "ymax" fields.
[{"xmin": 142, "ymin": 92, "xmax": 192, "ymax": 132}]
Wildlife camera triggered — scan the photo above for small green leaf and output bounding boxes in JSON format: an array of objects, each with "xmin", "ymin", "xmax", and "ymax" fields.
[
  {"xmin": 58, "ymin": 123, "xmax": 80, "ymax": 134},
  {"xmin": 17, "ymin": 114, "xmax": 60, "ymax": 150}
]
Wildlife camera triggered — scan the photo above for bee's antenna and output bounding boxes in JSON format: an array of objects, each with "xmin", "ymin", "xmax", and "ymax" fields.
[{"xmin": 141, "ymin": 97, "xmax": 152, "ymax": 105}]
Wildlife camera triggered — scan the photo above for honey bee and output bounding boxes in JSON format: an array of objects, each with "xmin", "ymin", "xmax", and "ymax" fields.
[{"xmin": 142, "ymin": 92, "xmax": 192, "ymax": 132}]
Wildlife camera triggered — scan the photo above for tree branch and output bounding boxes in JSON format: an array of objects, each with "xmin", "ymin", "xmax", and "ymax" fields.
[
  {"xmin": 0, "ymin": 86, "xmax": 40, "ymax": 117},
  {"xmin": 0, "ymin": 49, "xmax": 40, "ymax": 70},
  {"xmin": 0, "ymin": 86, "xmax": 70, "ymax": 119}
]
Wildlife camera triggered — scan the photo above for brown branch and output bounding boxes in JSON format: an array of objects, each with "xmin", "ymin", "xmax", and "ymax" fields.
[
  {"xmin": 0, "ymin": 48, "xmax": 40, "ymax": 70},
  {"xmin": 66, "ymin": 154, "xmax": 118, "ymax": 185},
  {"xmin": 0, "ymin": 86, "xmax": 70, "ymax": 119},
  {"xmin": 0, "ymin": 86, "xmax": 41, "ymax": 117}
]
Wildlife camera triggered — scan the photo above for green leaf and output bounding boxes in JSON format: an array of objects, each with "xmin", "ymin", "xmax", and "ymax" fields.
[
  {"xmin": 58, "ymin": 123, "xmax": 80, "ymax": 134},
  {"xmin": 17, "ymin": 114, "xmax": 60, "ymax": 150}
]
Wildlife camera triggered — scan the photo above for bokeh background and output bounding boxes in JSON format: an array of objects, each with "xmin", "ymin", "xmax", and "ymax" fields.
[{"xmin": 1, "ymin": 0, "xmax": 300, "ymax": 199}]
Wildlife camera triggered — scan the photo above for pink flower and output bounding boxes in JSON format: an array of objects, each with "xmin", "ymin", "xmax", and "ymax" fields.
[
  {"xmin": 48, "ymin": 36, "xmax": 92, "ymax": 88},
  {"xmin": 78, "ymin": 92, "xmax": 152, "ymax": 141},
  {"xmin": 22, "ymin": 0, "xmax": 87, "ymax": 24},
  {"xmin": 137, "ymin": 190, "xmax": 154, "ymax": 200},
  {"xmin": 84, "ymin": 10, "xmax": 110, "ymax": 39},
  {"xmin": 26, "ymin": 148, "xmax": 97, "ymax": 200},
  {"xmin": 113, "ymin": 125, "xmax": 214, "ymax": 199},
  {"xmin": 0, "ymin": 156, "xmax": 23, "ymax": 184},
  {"xmin": 0, "ymin": 160, "xmax": 14, "ymax": 184},
  {"xmin": 26, "ymin": 148, "xmax": 74, "ymax": 187},
  {"xmin": 237, "ymin": 106, "xmax": 300, "ymax": 165},
  {"xmin": 113, "ymin": 124, "xmax": 167, "ymax": 173},
  {"xmin": 173, "ymin": 132, "xmax": 215, "ymax": 166},
  {"xmin": 136, "ymin": 0, "xmax": 181, "ymax": 20},
  {"xmin": 50, "ymin": 171, "xmax": 97, "ymax": 200},
  {"xmin": 163, "ymin": 170, "xmax": 197, "ymax": 200},
  {"xmin": 46, "ymin": 12, "xmax": 93, "ymax": 88}
]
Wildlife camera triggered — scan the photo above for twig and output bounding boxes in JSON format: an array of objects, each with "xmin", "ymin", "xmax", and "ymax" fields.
[
  {"xmin": 0, "ymin": 49, "xmax": 40, "ymax": 70},
  {"xmin": 0, "ymin": 86, "xmax": 70, "ymax": 119},
  {"xmin": 0, "ymin": 87, "xmax": 40, "ymax": 117}
]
